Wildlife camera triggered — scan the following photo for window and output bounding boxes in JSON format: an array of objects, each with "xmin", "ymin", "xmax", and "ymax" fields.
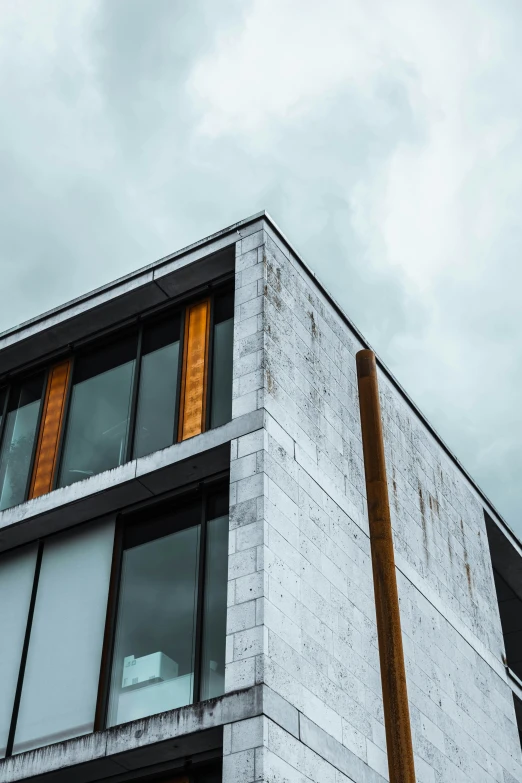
[
  {"xmin": 133, "ymin": 313, "xmax": 181, "ymax": 459},
  {"xmin": 0, "ymin": 485, "xmax": 228, "ymax": 756},
  {"xmin": 0, "ymin": 287, "xmax": 234, "ymax": 510},
  {"xmin": 13, "ymin": 521, "xmax": 114, "ymax": 754},
  {"xmin": 104, "ymin": 488, "xmax": 228, "ymax": 728},
  {"xmin": 210, "ymin": 292, "xmax": 234, "ymax": 429},
  {"xmin": 0, "ymin": 375, "xmax": 45, "ymax": 511},
  {"xmin": 58, "ymin": 334, "xmax": 138, "ymax": 488}
]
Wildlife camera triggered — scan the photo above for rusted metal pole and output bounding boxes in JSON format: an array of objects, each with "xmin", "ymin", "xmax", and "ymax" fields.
[{"xmin": 356, "ymin": 349, "xmax": 416, "ymax": 783}]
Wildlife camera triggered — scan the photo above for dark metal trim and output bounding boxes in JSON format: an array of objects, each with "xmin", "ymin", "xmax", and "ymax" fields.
[
  {"xmin": 94, "ymin": 518, "xmax": 124, "ymax": 732},
  {"xmin": 173, "ymin": 306, "xmax": 187, "ymax": 446},
  {"xmin": 192, "ymin": 492, "xmax": 208, "ymax": 704},
  {"xmin": 0, "ymin": 383, "xmax": 10, "ymax": 461},
  {"xmin": 5, "ymin": 540, "xmax": 44, "ymax": 757},
  {"xmin": 52, "ymin": 354, "xmax": 75, "ymax": 492},
  {"xmin": 23, "ymin": 370, "xmax": 49, "ymax": 503},
  {"xmin": 127, "ymin": 327, "xmax": 143, "ymax": 462}
]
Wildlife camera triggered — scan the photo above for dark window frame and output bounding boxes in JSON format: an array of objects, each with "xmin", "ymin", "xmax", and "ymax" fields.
[{"xmin": 94, "ymin": 480, "xmax": 229, "ymax": 731}]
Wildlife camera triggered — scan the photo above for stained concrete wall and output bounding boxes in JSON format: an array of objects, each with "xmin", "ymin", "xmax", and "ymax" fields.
[{"xmin": 225, "ymin": 225, "xmax": 522, "ymax": 783}]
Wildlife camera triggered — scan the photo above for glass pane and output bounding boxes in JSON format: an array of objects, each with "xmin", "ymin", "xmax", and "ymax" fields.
[
  {"xmin": 13, "ymin": 520, "xmax": 115, "ymax": 754},
  {"xmin": 0, "ymin": 375, "xmax": 45, "ymax": 511},
  {"xmin": 58, "ymin": 338, "xmax": 136, "ymax": 488},
  {"xmin": 133, "ymin": 339, "xmax": 179, "ymax": 459},
  {"xmin": 107, "ymin": 524, "xmax": 200, "ymax": 727},
  {"xmin": 210, "ymin": 318, "xmax": 233, "ymax": 429},
  {"xmin": 0, "ymin": 545, "xmax": 38, "ymax": 758},
  {"xmin": 201, "ymin": 514, "xmax": 229, "ymax": 700}
]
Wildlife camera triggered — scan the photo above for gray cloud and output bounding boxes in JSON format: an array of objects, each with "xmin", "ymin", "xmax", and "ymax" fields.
[{"xmin": 0, "ymin": 0, "xmax": 520, "ymax": 535}]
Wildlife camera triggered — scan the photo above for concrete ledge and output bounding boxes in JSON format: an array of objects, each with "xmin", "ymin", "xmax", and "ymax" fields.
[
  {"xmin": 0, "ymin": 687, "xmax": 262, "ymax": 783},
  {"xmin": 0, "ymin": 685, "xmax": 385, "ymax": 783},
  {"xmin": 0, "ymin": 410, "xmax": 263, "ymax": 553}
]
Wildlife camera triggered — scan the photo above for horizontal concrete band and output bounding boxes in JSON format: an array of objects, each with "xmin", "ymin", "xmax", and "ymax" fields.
[
  {"xmin": 0, "ymin": 688, "xmax": 260, "ymax": 783},
  {"xmin": 0, "ymin": 410, "xmax": 263, "ymax": 553},
  {"xmin": 0, "ymin": 685, "xmax": 385, "ymax": 783}
]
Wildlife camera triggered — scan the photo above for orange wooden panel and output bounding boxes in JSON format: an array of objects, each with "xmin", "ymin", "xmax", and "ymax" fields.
[
  {"xmin": 29, "ymin": 360, "xmax": 71, "ymax": 499},
  {"xmin": 178, "ymin": 300, "xmax": 210, "ymax": 441}
]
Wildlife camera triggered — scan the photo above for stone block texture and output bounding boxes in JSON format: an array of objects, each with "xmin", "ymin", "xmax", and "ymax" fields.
[{"xmin": 225, "ymin": 224, "xmax": 522, "ymax": 782}]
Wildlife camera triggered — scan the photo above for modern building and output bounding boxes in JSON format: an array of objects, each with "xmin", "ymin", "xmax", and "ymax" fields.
[{"xmin": 0, "ymin": 211, "xmax": 520, "ymax": 783}]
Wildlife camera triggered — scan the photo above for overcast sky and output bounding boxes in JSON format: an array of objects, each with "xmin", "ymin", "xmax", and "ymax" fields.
[{"xmin": 0, "ymin": 0, "xmax": 520, "ymax": 535}]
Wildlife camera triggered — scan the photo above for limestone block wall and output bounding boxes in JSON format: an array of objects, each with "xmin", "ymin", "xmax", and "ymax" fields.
[{"xmin": 223, "ymin": 223, "xmax": 522, "ymax": 783}]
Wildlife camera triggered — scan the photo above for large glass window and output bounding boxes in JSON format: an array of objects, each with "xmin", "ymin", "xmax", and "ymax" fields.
[
  {"xmin": 201, "ymin": 510, "xmax": 229, "ymax": 700},
  {"xmin": 0, "ymin": 545, "xmax": 38, "ymax": 758},
  {"xmin": 133, "ymin": 314, "xmax": 181, "ymax": 459},
  {"xmin": 106, "ymin": 490, "xmax": 229, "ymax": 728},
  {"xmin": 1, "ymin": 289, "xmax": 234, "ymax": 509},
  {"xmin": 13, "ymin": 520, "xmax": 114, "ymax": 754},
  {"xmin": 58, "ymin": 335, "xmax": 137, "ymax": 488},
  {"xmin": 210, "ymin": 292, "xmax": 234, "ymax": 429},
  {"xmin": 0, "ymin": 375, "xmax": 45, "ymax": 511},
  {"xmin": 0, "ymin": 486, "xmax": 228, "ymax": 757}
]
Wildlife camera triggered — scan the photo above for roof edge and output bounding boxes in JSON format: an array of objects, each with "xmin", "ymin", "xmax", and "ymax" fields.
[{"xmin": 0, "ymin": 211, "xmax": 267, "ymax": 341}]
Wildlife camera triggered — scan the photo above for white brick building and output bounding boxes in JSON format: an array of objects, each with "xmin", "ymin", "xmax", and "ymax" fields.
[{"xmin": 0, "ymin": 212, "xmax": 519, "ymax": 783}]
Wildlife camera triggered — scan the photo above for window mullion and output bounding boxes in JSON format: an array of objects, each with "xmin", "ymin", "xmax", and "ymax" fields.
[
  {"xmin": 126, "ymin": 326, "xmax": 143, "ymax": 463},
  {"xmin": 193, "ymin": 493, "xmax": 208, "ymax": 705},
  {"xmin": 172, "ymin": 308, "xmax": 186, "ymax": 446},
  {"xmin": 0, "ymin": 387, "xmax": 11, "ymax": 495},
  {"xmin": 94, "ymin": 519, "xmax": 124, "ymax": 732},
  {"xmin": 5, "ymin": 540, "xmax": 44, "ymax": 758}
]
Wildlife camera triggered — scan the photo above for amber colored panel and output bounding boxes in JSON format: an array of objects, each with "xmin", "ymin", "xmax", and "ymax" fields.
[
  {"xmin": 178, "ymin": 300, "xmax": 210, "ymax": 441},
  {"xmin": 29, "ymin": 360, "xmax": 71, "ymax": 499}
]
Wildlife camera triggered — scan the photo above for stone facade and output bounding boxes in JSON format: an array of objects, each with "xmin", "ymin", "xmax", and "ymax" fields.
[
  {"xmin": 226, "ymin": 224, "xmax": 522, "ymax": 783},
  {"xmin": 0, "ymin": 213, "xmax": 518, "ymax": 783}
]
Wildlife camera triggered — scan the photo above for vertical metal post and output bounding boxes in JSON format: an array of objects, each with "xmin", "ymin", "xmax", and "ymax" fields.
[{"xmin": 356, "ymin": 349, "xmax": 416, "ymax": 783}]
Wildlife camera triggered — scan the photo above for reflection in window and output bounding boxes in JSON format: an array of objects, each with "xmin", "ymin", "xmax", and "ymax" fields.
[
  {"xmin": 0, "ymin": 545, "xmax": 38, "ymax": 758},
  {"xmin": 0, "ymin": 375, "xmax": 45, "ymax": 511},
  {"xmin": 13, "ymin": 520, "xmax": 114, "ymax": 754},
  {"xmin": 107, "ymin": 507, "xmax": 200, "ymax": 727},
  {"xmin": 210, "ymin": 292, "xmax": 234, "ymax": 429},
  {"xmin": 106, "ymin": 491, "xmax": 229, "ymax": 728},
  {"xmin": 201, "ymin": 513, "xmax": 229, "ymax": 700},
  {"xmin": 133, "ymin": 314, "xmax": 181, "ymax": 459},
  {"xmin": 58, "ymin": 335, "xmax": 137, "ymax": 488}
]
